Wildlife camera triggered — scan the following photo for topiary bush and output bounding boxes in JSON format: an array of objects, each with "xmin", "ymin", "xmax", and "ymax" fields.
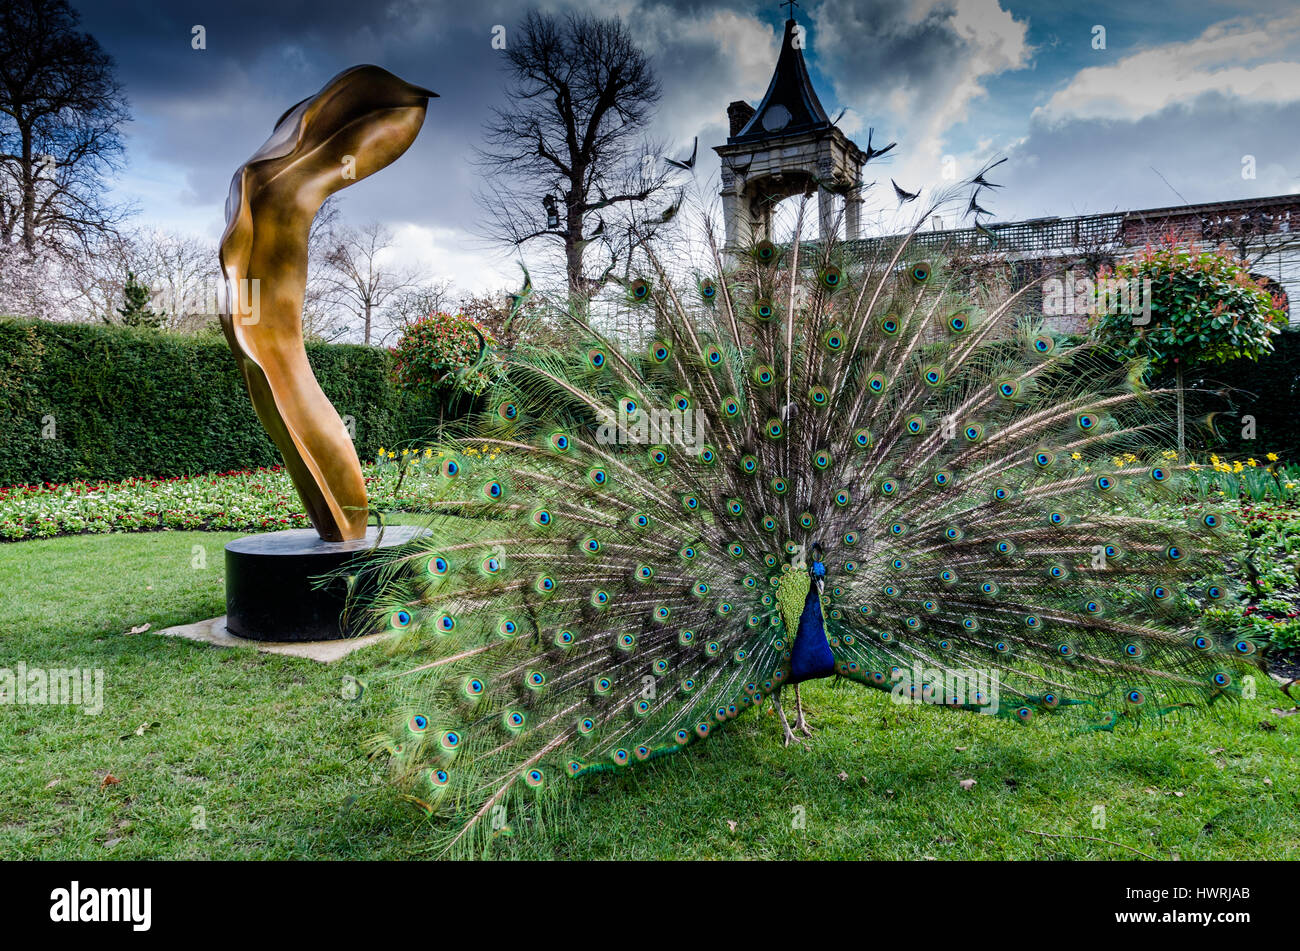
[{"xmin": 1092, "ymin": 244, "xmax": 1287, "ymax": 457}]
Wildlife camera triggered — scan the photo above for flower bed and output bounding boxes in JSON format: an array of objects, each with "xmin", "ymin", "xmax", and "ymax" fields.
[
  {"xmin": 0, "ymin": 448, "xmax": 513, "ymax": 541},
  {"xmin": 0, "ymin": 468, "xmax": 313, "ymax": 540}
]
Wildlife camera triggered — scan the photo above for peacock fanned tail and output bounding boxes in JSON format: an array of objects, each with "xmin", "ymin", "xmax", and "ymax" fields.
[{"xmin": 349, "ymin": 202, "xmax": 1263, "ymax": 856}]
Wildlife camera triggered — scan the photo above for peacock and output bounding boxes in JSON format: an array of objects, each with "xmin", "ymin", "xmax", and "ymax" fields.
[{"xmin": 347, "ymin": 193, "xmax": 1264, "ymax": 856}]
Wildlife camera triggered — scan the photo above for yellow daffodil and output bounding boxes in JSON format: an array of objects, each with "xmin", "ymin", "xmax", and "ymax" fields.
[
  {"xmin": 1188, "ymin": 462, "xmax": 1200, "ymax": 471},
  {"xmin": 1247, "ymin": 458, "xmax": 1257, "ymax": 467},
  {"xmin": 1070, "ymin": 452, "xmax": 1082, "ymax": 460},
  {"xmin": 1267, "ymin": 452, "xmax": 1279, "ymax": 462}
]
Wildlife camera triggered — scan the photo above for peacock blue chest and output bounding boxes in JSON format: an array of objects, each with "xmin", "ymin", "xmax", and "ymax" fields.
[{"xmin": 789, "ymin": 563, "xmax": 836, "ymax": 684}]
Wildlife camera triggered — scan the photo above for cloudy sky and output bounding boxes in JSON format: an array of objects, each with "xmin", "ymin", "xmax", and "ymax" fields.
[{"xmin": 76, "ymin": 0, "xmax": 1300, "ymax": 294}]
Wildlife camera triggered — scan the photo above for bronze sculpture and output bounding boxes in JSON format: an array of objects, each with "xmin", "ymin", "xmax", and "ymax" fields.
[{"xmin": 219, "ymin": 65, "xmax": 434, "ymax": 541}]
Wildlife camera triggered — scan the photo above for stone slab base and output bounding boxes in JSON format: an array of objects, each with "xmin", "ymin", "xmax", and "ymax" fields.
[{"xmin": 156, "ymin": 615, "xmax": 389, "ymax": 663}]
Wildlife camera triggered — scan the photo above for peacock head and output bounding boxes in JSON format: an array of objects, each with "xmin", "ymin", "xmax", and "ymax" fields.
[{"xmin": 809, "ymin": 542, "xmax": 826, "ymax": 592}]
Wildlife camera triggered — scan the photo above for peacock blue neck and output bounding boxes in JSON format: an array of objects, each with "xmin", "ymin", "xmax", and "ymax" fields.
[{"xmin": 789, "ymin": 583, "xmax": 835, "ymax": 683}]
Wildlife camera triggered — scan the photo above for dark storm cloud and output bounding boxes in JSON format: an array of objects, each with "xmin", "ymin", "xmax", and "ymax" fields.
[
  {"xmin": 76, "ymin": 0, "xmax": 527, "ymax": 230},
  {"xmin": 60, "ymin": 0, "xmax": 1300, "ymax": 289},
  {"xmin": 814, "ymin": 0, "xmax": 969, "ymax": 92}
]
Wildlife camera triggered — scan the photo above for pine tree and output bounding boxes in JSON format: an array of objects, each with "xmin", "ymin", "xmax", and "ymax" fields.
[{"xmin": 116, "ymin": 271, "xmax": 164, "ymax": 327}]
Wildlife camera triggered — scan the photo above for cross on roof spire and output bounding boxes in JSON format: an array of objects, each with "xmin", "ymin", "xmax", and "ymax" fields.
[{"xmin": 781, "ymin": 0, "xmax": 799, "ymax": 21}]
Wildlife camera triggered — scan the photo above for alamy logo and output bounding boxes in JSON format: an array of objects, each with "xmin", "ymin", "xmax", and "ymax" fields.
[
  {"xmin": 0, "ymin": 663, "xmax": 103, "ymax": 715},
  {"xmin": 1042, "ymin": 269, "xmax": 1153, "ymax": 325},
  {"xmin": 595, "ymin": 405, "xmax": 705, "ymax": 453},
  {"xmin": 49, "ymin": 881, "xmax": 151, "ymax": 931}
]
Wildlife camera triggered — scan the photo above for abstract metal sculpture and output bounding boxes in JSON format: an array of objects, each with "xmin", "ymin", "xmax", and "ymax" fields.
[{"xmin": 219, "ymin": 65, "xmax": 435, "ymax": 541}]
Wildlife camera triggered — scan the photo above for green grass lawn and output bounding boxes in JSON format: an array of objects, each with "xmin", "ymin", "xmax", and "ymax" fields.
[{"xmin": 2, "ymin": 528, "xmax": 1297, "ymax": 860}]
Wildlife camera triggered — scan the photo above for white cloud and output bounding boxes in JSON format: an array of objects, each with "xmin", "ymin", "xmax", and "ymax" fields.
[
  {"xmin": 1036, "ymin": 11, "xmax": 1300, "ymax": 123},
  {"xmin": 644, "ymin": 8, "xmax": 781, "ymax": 149},
  {"xmin": 379, "ymin": 222, "xmax": 517, "ymax": 296},
  {"xmin": 816, "ymin": 0, "xmax": 1031, "ymax": 172}
]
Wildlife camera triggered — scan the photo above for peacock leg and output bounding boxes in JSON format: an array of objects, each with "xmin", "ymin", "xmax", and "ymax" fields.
[
  {"xmin": 793, "ymin": 684, "xmax": 812, "ymax": 736},
  {"xmin": 771, "ymin": 687, "xmax": 799, "ymax": 747}
]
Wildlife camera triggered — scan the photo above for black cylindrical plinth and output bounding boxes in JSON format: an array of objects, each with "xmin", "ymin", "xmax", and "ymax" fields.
[{"xmin": 225, "ymin": 526, "xmax": 426, "ymax": 641}]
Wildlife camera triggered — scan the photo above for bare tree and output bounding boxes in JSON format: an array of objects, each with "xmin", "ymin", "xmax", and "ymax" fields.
[
  {"xmin": 459, "ymin": 288, "xmax": 565, "ymax": 350},
  {"xmin": 0, "ymin": 241, "xmax": 61, "ymax": 318},
  {"xmin": 380, "ymin": 279, "xmax": 457, "ymax": 343},
  {"xmin": 477, "ymin": 11, "xmax": 676, "ymax": 298},
  {"xmin": 127, "ymin": 229, "xmax": 220, "ymax": 331},
  {"xmin": 300, "ymin": 197, "xmax": 353, "ymax": 341},
  {"xmin": 0, "ymin": 0, "xmax": 131, "ymax": 257},
  {"xmin": 62, "ymin": 228, "xmax": 131, "ymax": 321},
  {"xmin": 320, "ymin": 221, "xmax": 423, "ymax": 345}
]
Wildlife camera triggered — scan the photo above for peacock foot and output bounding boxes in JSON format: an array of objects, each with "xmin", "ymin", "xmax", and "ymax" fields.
[{"xmin": 794, "ymin": 715, "xmax": 813, "ymax": 737}]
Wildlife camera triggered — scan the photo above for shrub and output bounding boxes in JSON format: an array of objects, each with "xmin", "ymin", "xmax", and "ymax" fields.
[
  {"xmin": 1093, "ymin": 245, "xmax": 1286, "ymax": 371},
  {"xmin": 391, "ymin": 312, "xmax": 499, "ymax": 396},
  {"xmin": 1092, "ymin": 244, "xmax": 1287, "ymax": 458}
]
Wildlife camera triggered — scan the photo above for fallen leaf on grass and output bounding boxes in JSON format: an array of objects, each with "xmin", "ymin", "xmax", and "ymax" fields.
[
  {"xmin": 44, "ymin": 779, "xmax": 61, "ymax": 789},
  {"xmin": 1269, "ymin": 707, "xmax": 1298, "ymax": 717},
  {"xmin": 837, "ymin": 771, "xmax": 849, "ymax": 781},
  {"xmin": 100, "ymin": 775, "xmax": 119, "ymax": 789},
  {"xmin": 125, "ymin": 624, "xmax": 151, "ymax": 635},
  {"xmin": 119, "ymin": 721, "xmax": 161, "ymax": 741},
  {"xmin": 725, "ymin": 819, "xmax": 737, "ymax": 833},
  {"xmin": 959, "ymin": 779, "xmax": 977, "ymax": 790}
]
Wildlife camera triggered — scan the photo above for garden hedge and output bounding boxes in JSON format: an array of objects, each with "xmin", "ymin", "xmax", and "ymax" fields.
[
  {"xmin": 1171, "ymin": 328, "xmax": 1300, "ymax": 461},
  {"xmin": 0, "ymin": 318, "xmax": 459, "ymax": 485}
]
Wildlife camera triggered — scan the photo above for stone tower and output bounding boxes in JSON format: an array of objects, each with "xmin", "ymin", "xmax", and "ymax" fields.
[{"xmin": 713, "ymin": 15, "xmax": 868, "ymax": 253}]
